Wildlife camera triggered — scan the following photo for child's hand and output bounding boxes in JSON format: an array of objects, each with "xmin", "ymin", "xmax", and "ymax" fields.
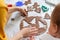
[
  {"xmin": 18, "ymin": 27, "xmax": 38, "ymax": 38},
  {"xmin": 17, "ymin": 27, "xmax": 38, "ymax": 37},
  {"xmin": 10, "ymin": 27, "xmax": 38, "ymax": 40}
]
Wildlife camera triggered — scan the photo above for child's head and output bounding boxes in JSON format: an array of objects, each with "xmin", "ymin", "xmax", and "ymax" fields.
[{"xmin": 49, "ymin": 4, "xmax": 60, "ymax": 38}]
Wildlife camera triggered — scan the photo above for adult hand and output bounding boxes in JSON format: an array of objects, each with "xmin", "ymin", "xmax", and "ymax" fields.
[{"xmin": 8, "ymin": 7, "xmax": 27, "ymax": 16}]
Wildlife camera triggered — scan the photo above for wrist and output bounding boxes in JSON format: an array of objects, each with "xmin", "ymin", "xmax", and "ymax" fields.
[
  {"xmin": 13, "ymin": 31, "xmax": 23, "ymax": 40},
  {"xmin": 18, "ymin": 32, "xmax": 23, "ymax": 39},
  {"xmin": 20, "ymin": 30, "xmax": 24, "ymax": 36}
]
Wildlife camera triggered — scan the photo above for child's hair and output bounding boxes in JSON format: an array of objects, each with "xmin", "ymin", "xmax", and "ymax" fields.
[{"xmin": 51, "ymin": 4, "xmax": 60, "ymax": 32}]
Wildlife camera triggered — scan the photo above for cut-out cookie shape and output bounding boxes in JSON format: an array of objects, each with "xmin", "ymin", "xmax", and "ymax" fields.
[
  {"xmin": 24, "ymin": 16, "xmax": 35, "ymax": 23},
  {"xmin": 24, "ymin": 0, "xmax": 31, "ymax": 5},
  {"xmin": 33, "ymin": 2, "xmax": 39, "ymax": 9},
  {"xmin": 44, "ymin": 13, "xmax": 50, "ymax": 19},
  {"xmin": 20, "ymin": 16, "xmax": 47, "ymax": 36},
  {"xmin": 24, "ymin": 1, "xmax": 29, "ymax": 5},
  {"xmin": 38, "ymin": 21, "xmax": 47, "ymax": 29},
  {"xmin": 27, "ymin": 6, "xmax": 33, "ymax": 12},
  {"xmin": 39, "ymin": 18, "xmax": 47, "ymax": 25},
  {"xmin": 23, "ymin": 21, "xmax": 29, "ymax": 27},
  {"xmin": 38, "ymin": 28, "xmax": 46, "ymax": 35},
  {"xmin": 36, "ymin": 16, "xmax": 47, "ymax": 25},
  {"xmin": 35, "ymin": 8, "xmax": 41, "ymax": 13},
  {"xmin": 30, "ymin": 18, "xmax": 36, "ymax": 24},
  {"xmin": 28, "ymin": 0, "xmax": 31, "ymax": 4}
]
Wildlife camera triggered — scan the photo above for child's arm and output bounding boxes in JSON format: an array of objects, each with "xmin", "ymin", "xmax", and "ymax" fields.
[{"xmin": 9, "ymin": 27, "xmax": 38, "ymax": 40}]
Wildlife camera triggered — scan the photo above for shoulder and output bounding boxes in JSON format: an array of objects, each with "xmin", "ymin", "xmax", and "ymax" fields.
[
  {"xmin": 0, "ymin": 0, "xmax": 8, "ymax": 10},
  {"xmin": 39, "ymin": 33, "xmax": 60, "ymax": 40}
]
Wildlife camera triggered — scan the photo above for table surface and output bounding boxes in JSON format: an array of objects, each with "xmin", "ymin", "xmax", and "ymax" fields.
[{"xmin": 4, "ymin": 0, "xmax": 57, "ymax": 40}]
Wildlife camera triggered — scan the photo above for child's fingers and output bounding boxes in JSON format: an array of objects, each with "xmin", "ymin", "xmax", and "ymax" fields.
[
  {"xmin": 31, "ymin": 31, "xmax": 38, "ymax": 34},
  {"xmin": 30, "ymin": 27, "xmax": 38, "ymax": 32},
  {"xmin": 30, "ymin": 28, "xmax": 38, "ymax": 32},
  {"xmin": 30, "ymin": 30, "xmax": 38, "ymax": 34},
  {"xmin": 19, "ymin": 8, "xmax": 27, "ymax": 16},
  {"xmin": 29, "ymin": 31, "xmax": 39, "ymax": 36},
  {"xmin": 29, "ymin": 27, "xmax": 38, "ymax": 34}
]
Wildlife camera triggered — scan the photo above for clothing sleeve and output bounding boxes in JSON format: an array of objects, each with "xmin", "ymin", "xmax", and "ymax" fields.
[{"xmin": 0, "ymin": 0, "xmax": 8, "ymax": 40}]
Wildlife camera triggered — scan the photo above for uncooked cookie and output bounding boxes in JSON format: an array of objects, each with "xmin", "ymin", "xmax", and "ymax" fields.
[
  {"xmin": 39, "ymin": 18, "xmax": 47, "ymax": 25},
  {"xmin": 24, "ymin": 16, "xmax": 35, "ymax": 23},
  {"xmin": 27, "ymin": 6, "xmax": 33, "ymax": 12},
  {"xmin": 24, "ymin": 0, "xmax": 31, "ymax": 5},
  {"xmin": 35, "ymin": 8, "xmax": 41, "ymax": 13},
  {"xmin": 28, "ymin": 0, "xmax": 31, "ymax": 4},
  {"xmin": 36, "ymin": 16, "xmax": 47, "ymax": 25},
  {"xmin": 33, "ymin": 2, "xmax": 39, "ymax": 9},
  {"xmin": 44, "ymin": 13, "xmax": 50, "ymax": 19},
  {"xmin": 20, "ymin": 16, "xmax": 47, "ymax": 28},
  {"xmin": 24, "ymin": 1, "xmax": 29, "ymax": 5},
  {"xmin": 20, "ymin": 16, "xmax": 47, "ymax": 36}
]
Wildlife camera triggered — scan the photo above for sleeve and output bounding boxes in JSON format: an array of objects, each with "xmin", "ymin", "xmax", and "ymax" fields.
[{"xmin": 0, "ymin": 0, "xmax": 8, "ymax": 40}]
